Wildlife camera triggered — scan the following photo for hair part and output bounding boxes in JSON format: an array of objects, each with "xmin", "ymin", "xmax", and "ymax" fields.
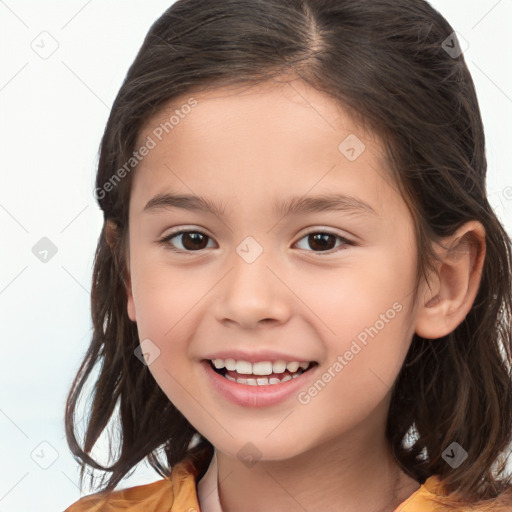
[{"xmin": 65, "ymin": 0, "xmax": 512, "ymax": 506}]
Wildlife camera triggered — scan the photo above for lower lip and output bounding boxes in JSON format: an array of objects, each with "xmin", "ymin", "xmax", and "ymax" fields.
[{"xmin": 201, "ymin": 360, "xmax": 318, "ymax": 408}]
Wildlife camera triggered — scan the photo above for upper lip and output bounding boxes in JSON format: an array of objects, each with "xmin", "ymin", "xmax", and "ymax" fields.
[{"xmin": 203, "ymin": 349, "xmax": 317, "ymax": 364}]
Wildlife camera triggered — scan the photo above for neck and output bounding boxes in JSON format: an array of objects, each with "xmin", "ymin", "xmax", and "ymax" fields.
[{"xmin": 214, "ymin": 429, "xmax": 419, "ymax": 512}]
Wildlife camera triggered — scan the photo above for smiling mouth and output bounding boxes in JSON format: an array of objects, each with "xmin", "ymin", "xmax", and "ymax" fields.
[{"xmin": 207, "ymin": 359, "xmax": 318, "ymax": 386}]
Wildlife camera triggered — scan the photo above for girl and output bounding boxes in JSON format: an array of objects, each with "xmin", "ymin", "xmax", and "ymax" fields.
[{"xmin": 64, "ymin": 1, "xmax": 512, "ymax": 510}]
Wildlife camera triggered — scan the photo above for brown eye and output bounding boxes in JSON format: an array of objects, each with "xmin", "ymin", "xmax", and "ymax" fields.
[
  {"xmin": 295, "ymin": 232, "xmax": 353, "ymax": 254},
  {"xmin": 159, "ymin": 230, "xmax": 214, "ymax": 252},
  {"xmin": 307, "ymin": 233, "xmax": 337, "ymax": 251}
]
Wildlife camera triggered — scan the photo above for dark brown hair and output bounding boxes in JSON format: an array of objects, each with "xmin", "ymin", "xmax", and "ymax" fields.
[{"xmin": 65, "ymin": 0, "xmax": 512, "ymax": 507}]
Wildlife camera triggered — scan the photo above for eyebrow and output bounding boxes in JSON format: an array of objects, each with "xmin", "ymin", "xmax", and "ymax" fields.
[{"xmin": 143, "ymin": 192, "xmax": 378, "ymax": 218}]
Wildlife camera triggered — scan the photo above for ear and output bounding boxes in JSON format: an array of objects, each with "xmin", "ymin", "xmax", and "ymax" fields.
[
  {"xmin": 415, "ymin": 220, "xmax": 486, "ymax": 339},
  {"xmin": 105, "ymin": 220, "xmax": 136, "ymax": 322}
]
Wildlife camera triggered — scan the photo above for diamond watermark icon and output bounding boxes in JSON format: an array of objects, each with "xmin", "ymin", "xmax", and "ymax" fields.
[
  {"xmin": 441, "ymin": 31, "xmax": 468, "ymax": 59},
  {"xmin": 237, "ymin": 442, "xmax": 262, "ymax": 468},
  {"xmin": 32, "ymin": 237, "xmax": 58, "ymax": 263},
  {"xmin": 30, "ymin": 441, "xmax": 59, "ymax": 469},
  {"xmin": 236, "ymin": 236, "xmax": 263, "ymax": 264},
  {"xmin": 30, "ymin": 31, "xmax": 59, "ymax": 59},
  {"xmin": 441, "ymin": 441, "xmax": 468, "ymax": 469},
  {"xmin": 338, "ymin": 134, "xmax": 366, "ymax": 162},
  {"xmin": 134, "ymin": 338, "xmax": 161, "ymax": 366}
]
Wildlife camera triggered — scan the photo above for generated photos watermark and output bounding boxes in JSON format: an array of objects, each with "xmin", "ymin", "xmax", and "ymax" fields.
[{"xmin": 298, "ymin": 301, "xmax": 403, "ymax": 405}]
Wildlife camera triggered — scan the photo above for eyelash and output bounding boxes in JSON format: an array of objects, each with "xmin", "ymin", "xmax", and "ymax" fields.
[{"xmin": 157, "ymin": 228, "xmax": 355, "ymax": 255}]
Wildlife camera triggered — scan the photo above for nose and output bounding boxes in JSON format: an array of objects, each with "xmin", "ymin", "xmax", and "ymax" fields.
[{"xmin": 213, "ymin": 247, "xmax": 292, "ymax": 329}]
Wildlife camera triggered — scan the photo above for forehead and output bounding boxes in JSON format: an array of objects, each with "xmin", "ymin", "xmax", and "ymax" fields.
[
  {"xmin": 139, "ymin": 79, "xmax": 382, "ymax": 150},
  {"xmin": 131, "ymin": 79, "xmax": 401, "ymax": 221}
]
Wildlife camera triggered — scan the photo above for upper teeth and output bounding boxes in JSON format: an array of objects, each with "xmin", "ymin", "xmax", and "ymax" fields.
[{"xmin": 212, "ymin": 359, "xmax": 311, "ymax": 375}]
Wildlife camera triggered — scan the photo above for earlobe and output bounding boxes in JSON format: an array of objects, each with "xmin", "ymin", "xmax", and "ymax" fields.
[{"xmin": 414, "ymin": 221, "xmax": 486, "ymax": 340}]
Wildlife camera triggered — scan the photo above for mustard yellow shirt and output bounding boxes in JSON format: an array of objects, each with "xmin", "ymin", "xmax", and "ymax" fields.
[{"xmin": 63, "ymin": 452, "xmax": 511, "ymax": 512}]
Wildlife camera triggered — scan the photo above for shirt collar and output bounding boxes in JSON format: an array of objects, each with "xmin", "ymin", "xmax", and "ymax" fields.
[{"xmin": 197, "ymin": 448, "xmax": 224, "ymax": 512}]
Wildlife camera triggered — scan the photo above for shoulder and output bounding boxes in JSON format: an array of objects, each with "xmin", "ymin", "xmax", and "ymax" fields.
[
  {"xmin": 396, "ymin": 475, "xmax": 512, "ymax": 512},
  {"xmin": 63, "ymin": 457, "xmax": 200, "ymax": 512}
]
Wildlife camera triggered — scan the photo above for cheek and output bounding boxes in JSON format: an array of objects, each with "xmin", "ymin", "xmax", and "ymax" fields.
[
  {"xmin": 129, "ymin": 258, "xmax": 213, "ymax": 379},
  {"xmin": 293, "ymin": 247, "xmax": 414, "ymax": 337},
  {"xmin": 130, "ymin": 253, "xmax": 202, "ymax": 337},
  {"xmin": 130, "ymin": 264, "xmax": 204, "ymax": 408},
  {"xmin": 297, "ymin": 304, "xmax": 412, "ymax": 434},
  {"xmin": 292, "ymin": 248, "xmax": 415, "ymax": 395}
]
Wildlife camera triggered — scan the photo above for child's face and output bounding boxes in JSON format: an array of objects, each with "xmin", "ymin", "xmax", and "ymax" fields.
[{"xmin": 125, "ymin": 79, "xmax": 423, "ymax": 461}]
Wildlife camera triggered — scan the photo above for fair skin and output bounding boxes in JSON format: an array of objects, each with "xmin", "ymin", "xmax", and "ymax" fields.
[{"xmin": 114, "ymin": 78, "xmax": 486, "ymax": 512}]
